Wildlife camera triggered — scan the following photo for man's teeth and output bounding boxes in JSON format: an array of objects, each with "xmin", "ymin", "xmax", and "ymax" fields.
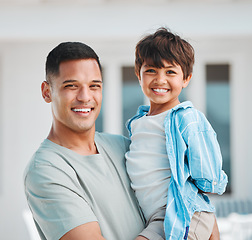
[
  {"xmin": 73, "ymin": 108, "xmax": 91, "ymax": 112},
  {"xmin": 153, "ymin": 88, "xmax": 168, "ymax": 93}
]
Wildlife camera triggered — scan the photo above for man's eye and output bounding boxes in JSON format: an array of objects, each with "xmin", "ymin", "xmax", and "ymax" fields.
[
  {"xmin": 64, "ymin": 84, "xmax": 77, "ymax": 88},
  {"xmin": 167, "ymin": 70, "xmax": 176, "ymax": 74},
  {"xmin": 90, "ymin": 84, "xmax": 101, "ymax": 89}
]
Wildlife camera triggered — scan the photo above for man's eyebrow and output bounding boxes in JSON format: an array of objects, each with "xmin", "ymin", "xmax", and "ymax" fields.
[
  {"xmin": 62, "ymin": 79, "xmax": 103, "ymax": 84},
  {"xmin": 92, "ymin": 80, "xmax": 103, "ymax": 83},
  {"xmin": 62, "ymin": 80, "xmax": 77, "ymax": 84}
]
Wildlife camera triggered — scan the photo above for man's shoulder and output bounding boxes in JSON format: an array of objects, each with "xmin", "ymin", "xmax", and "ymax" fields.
[
  {"xmin": 95, "ymin": 132, "xmax": 130, "ymax": 145},
  {"xmin": 95, "ymin": 132, "xmax": 131, "ymax": 158},
  {"xmin": 24, "ymin": 139, "xmax": 68, "ymax": 179}
]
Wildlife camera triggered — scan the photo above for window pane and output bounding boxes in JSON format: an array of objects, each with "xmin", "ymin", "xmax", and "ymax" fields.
[
  {"xmin": 206, "ymin": 64, "xmax": 231, "ymax": 193},
  {"xmin": 95, "ymin": 68, "xmax": 103, "ymax": 132},
  {"xmin": 122, "ymin": 66, "xmax": 144, "ymax": 136},
  {"xmin": 179, "ymin": 88, "xmax": 188, "ymax": 102},
  {"xmin": 96, "ymin": 104, "xmax": 103, "ymax": 132}
]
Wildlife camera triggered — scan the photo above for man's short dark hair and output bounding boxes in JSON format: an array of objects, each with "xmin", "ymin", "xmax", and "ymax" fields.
[
  {"xmin": 46, "ymin": 42, "xmax": 102, "ymax": 84},
  {"xmin": 135, "ymin": 27, "xmax": 194, "ymax": 79}
]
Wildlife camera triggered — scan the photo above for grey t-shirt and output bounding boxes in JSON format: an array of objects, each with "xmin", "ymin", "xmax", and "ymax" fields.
[{"xmin": 24, "ymin": 132, "xmax": 145, "ymax": 240}]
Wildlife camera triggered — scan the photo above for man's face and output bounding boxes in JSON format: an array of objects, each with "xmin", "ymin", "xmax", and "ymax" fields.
[{"xmin": 42, "ymin": 59, "xmax": 102, "ymax": 134}]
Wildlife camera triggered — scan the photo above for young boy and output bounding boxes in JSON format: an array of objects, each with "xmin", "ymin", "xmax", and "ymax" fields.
[{"xmin": 125, "ymin": 28, "xmax": 228, "ymax": 240}]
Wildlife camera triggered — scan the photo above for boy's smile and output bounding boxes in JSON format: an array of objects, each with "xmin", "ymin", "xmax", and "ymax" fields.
[
  {"xmin": 153, "ymin": 88, "xmax": 169, "ymax": 93},
  {"xmin": 138, "ymin": 60, "xmax": 191, "ymax": 115}
]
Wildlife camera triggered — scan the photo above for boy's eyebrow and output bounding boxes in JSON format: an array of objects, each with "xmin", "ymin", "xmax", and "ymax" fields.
[
  {"xmin": 143, "ymin": 64, "xmax": 176, "ymax": 68},
  {"xmin": 143, "ymin": 64, "xmax": 155, "ymax": 67}
]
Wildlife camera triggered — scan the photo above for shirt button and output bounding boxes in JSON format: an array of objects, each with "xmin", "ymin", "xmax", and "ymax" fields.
[{"xmin": 213, "ymin": 181, "xmax": 217, "ymax": 185}]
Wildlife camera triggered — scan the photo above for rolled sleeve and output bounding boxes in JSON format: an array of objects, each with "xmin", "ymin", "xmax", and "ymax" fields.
[
  {"xmin": 139, "ymin": 221, "xmax": 165, "ymax": 240},
  {"xmin": 138, "ymin": 206, "xmax": 165, "ymax": 240},
  {"xmin": 186, "ymin": 128, "xmax": 228, "ymax": 194}
]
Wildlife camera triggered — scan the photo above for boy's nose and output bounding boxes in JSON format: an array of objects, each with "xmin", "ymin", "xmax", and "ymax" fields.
[{"xmin": 155, "ymin": 73, "xmax": 167, "ymax": 84}]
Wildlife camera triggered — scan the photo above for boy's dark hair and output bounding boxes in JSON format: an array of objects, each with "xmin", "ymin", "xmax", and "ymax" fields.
[
  {"xmin": 135, "ymin": 28, "xmax": 194, "ymax": 79},
  {"xmin": 46, "ymin": 42, "xmax": 102, "ymax": 84}
]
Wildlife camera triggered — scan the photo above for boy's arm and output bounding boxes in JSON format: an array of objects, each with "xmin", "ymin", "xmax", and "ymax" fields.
[
  {"xmin": 180, "ymin": 109, "xmax": 228, "ymax": 195},
  {"xmin": 186, "ymin": 126, "xmax": 228, "ymax": 194}
]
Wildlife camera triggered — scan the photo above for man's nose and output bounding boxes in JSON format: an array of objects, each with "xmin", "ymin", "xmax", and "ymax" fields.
[{"xmin": 77, "ymin": 86, "xmax": 91, "ymax": 102}]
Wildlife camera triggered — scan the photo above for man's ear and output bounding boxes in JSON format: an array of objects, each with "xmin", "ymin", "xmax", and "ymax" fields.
[
  {"xmin": 182, "ymin": 74, "xmax": 192, "ymax": 88},
  {"xmin": 41, "ymin": 81, "xmax": 52, "ymax": 103}
]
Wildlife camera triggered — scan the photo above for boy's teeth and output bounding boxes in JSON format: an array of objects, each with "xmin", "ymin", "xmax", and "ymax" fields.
[
  {"xmin": 153, "ymin": 88, "xmax": 168, "ymax": 93},
  {"xmin": 73, "ymin": 108, "xmax": 91, "ymax": 112}
]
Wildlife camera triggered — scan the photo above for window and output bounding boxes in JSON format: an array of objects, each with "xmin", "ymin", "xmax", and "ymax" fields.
[
  {"xmin": 122, "ymin": 66, "xmax": 144, "ymax": 136},
  {"xmin": 95, "ymin": 68, "xmax": 103, "ymax": 132},
  {"xmin": 206, "ymin": 64, "xmax": 231, "ymax": 193},
  {"xmin": 96, "ymin": 105, "xmax": 103, "ymax": 132}
]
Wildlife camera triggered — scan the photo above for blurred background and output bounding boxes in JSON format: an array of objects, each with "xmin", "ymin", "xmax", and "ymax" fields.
[{"xmin": 0, "ymin": 0, "xmax": 252, "ymax": 239}]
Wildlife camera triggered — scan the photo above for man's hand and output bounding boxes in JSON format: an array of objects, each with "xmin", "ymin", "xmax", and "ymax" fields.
[
  {"xmin": 209, "ymin": 216, "xmax": 220, "ymax": 240},
  {"xmin": 135, "ymin": 236, "xmax": 149, "ymax": 240},
  {"xmin": 60, "ymin": 221, "xmax": 106, "ymax": 240}
]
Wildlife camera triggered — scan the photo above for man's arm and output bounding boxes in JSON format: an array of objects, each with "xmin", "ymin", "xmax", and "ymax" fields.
[
  {"xmin": 209, "ymin": 217, "xmax": 220, "ymax": 240},
  {"xmin": 24, "ymin": 163, "xmax": 101, "ymax": 240},
  {"xmin": 60, "ymin": 222, "xmax": 106, "ymax": 240},
  {"xmin": 135, "ymin": 236, "xmax": 148, "ymax": 240},
  {"xmin": 136, "ymin": 207, "xmax": 165, "ymax": 240}
]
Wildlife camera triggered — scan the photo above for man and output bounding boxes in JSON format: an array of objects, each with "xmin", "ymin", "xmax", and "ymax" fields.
[{"xmin": 24, "ymin": 42, "xmax": 157, "ymax": 240}]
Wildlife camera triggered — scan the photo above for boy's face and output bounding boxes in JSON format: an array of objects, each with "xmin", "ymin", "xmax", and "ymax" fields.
[{"xmin": 138, "ymin": 60, "xmax": 191, "ymax": 115}]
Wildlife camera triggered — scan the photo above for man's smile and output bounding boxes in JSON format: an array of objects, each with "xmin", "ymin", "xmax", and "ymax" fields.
[{"xmin": 72, "ymin": 107, "xmax": 92, "ymax": 113}]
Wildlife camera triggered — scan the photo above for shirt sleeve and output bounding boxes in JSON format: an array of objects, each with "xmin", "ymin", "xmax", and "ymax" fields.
[
  {"xmin": 138, "ymin": 206, "xmax": 165, "ymax": 240},
  {"xmin": 24, "ymin": 163, "xmax": 97, "ymax": 240},
  {"xmin": 185, "ymin": 115, "xmax": 228, "ymax": 194}
]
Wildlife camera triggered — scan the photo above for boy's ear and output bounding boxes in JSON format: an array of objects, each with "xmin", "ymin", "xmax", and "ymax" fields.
[
  {"xmin": 41, "ymin": 81, "xmax": 52, "ymax": 103},
  {"xmin": 182, "ymin": 74, "xmax": 192, "ymax": 88},
  {"xmin": 136, "ymin": 73, "xmax": 141, "ymax": 83}
]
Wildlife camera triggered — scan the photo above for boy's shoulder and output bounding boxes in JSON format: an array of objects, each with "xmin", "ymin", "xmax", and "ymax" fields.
[
  {"xmin": 171, "ymin": 101, "xmax": 196, "ymax": 120},
  {"xmin": 171, "ymin": 101, "xmax": 212, "ymax": 132},
  {"xmin": 172, "ymin": 101, "xmax": 203, "ymax": 119}
]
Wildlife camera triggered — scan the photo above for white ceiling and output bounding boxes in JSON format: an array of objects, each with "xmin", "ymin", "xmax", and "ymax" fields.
[{"xmin": 0, "ymin": 1, "xmax": 252, "ymax": 41}]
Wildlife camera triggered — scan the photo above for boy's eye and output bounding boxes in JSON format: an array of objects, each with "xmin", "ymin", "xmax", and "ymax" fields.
[
  {"xmin": 146, "ymin": 69, "xmax": 156, "ymax": 73},
  {"xmin": 167, "ymin": 70, "xmax": 176, "ymax": 74}
]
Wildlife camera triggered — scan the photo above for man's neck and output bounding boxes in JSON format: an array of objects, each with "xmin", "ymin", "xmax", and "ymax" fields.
[{"xmin": 47, "ymin": 125, "xmax": 98, "ymax": 156}]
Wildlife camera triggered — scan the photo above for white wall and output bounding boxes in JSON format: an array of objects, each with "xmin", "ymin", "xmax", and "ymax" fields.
[
  {"xmin": 0, "ymin": 42, "xmax": 52, "ymax": 239},
  {"xmin": 0, "ymin": 1, "xmax": 252, "ymax": 239}
]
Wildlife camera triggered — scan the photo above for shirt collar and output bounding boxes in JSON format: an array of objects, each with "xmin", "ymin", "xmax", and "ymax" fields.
[{"xmin": 138, "ymin": 101, "xmax": 193, "ymax": 115}]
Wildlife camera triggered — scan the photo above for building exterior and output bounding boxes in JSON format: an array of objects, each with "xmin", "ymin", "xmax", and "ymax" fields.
[{"xmin": 0, "ymin": 0, "xmax": 252, "ymax": 239}]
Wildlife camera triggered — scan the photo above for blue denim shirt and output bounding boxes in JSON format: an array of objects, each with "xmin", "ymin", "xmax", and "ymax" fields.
[{"xmin": 127, "ymin": 101, "xmax": 228, "ymax": 240}]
